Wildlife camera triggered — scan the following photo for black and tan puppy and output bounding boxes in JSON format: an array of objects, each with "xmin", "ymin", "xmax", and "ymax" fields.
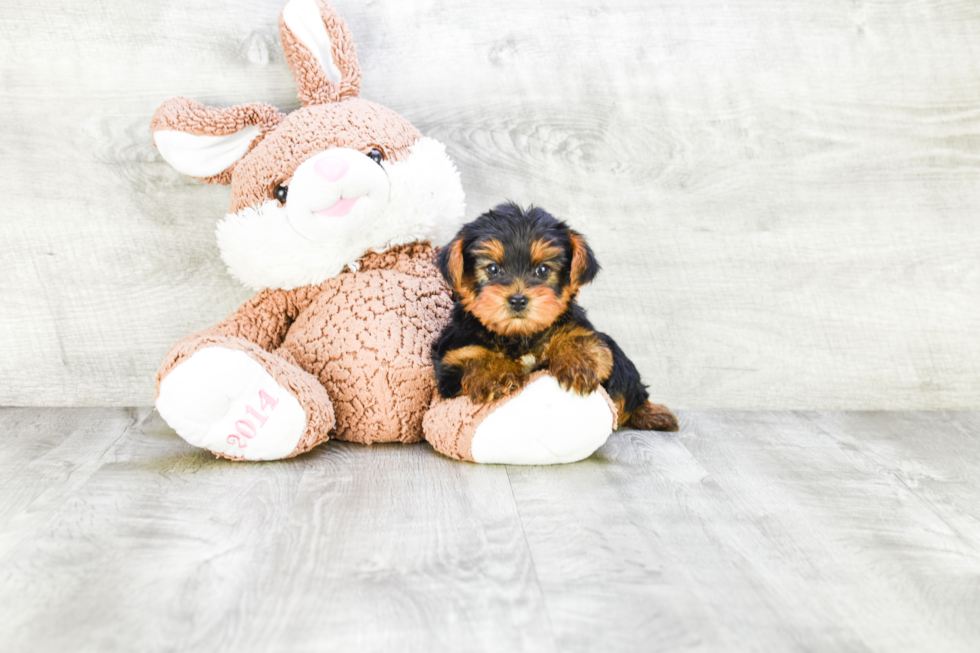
[{"xmin": 433, "ymin": 202, "xmax": 678, "ymax": 432}]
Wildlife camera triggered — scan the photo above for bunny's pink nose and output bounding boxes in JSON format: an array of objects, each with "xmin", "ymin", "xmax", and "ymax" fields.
[{"xmin": 314, "ymin": 157, "xmax": 348, "ymax": 182}]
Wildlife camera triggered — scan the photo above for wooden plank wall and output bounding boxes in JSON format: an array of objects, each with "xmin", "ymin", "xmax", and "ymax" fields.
[{"xmin": 1, "ymin": 0, "xmax": 978, "ymax": 408}]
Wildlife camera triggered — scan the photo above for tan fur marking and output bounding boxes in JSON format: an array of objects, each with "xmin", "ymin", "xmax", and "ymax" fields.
[
  {"xmin": 624, "ymin": 401, "xmax": 679, "ymax": 432},
  {"xmin": 519, "ymin": 285, "xmax": 567, "ymax": 334},
  {"xmin": 444, "ymin": 345, "xmax": 527, "ymax": 404},
  {"xmin": 464, "ymin": 280, "xmax": 567, "ymax": 337},
  {"xmin": 530, "ymin": 239, "xmax": 563, "ymax": 266},
  {"xmin": 558, "ymin": 283, "xmax": 578, "ymax": 307},
  {"xmin": 445, "ymin": 239, "xmax": 466, "ymax": 292},
  {"xmin": 473, "ymin": 239, "xmax": 505, "ymax": 263},
  {"xmin": 569, "ymin": 232, "xmax": 590, "ymax": 286},
  {"xmin": 613, "ymin": 396, "xmax": 629, "ymax": 428},
  {"xmin": 544, "ymin": 326, "xmax": 614, "ymax": 395},
  {"xmin": 464, "ymin": 283, "xmax": 515, "ymax": 333},
  {"xmin": 443, "ymin": 345, "xmax": 492, "ymax": 368}
]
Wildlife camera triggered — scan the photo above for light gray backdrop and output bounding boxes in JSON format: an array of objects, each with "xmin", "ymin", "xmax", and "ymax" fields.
[{"xmin": 1, "ymin": 0, "xmax": 978, "ymax": 408}]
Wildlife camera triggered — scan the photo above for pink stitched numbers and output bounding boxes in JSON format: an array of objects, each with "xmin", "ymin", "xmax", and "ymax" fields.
[{"xmin": 226, "ymin": 390, "xmax": 280, "ymax": 448}]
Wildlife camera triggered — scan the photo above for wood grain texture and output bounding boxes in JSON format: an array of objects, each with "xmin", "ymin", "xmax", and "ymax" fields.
[
  {"xmin": 0, "ymin": 408, "xmax": 556, "ymax": 653},
  {"xmin": 802, "ymin": 411, "xmax": 980, "ymax": 561},
  {"xmin": 679, "ymin": 411, "xmax": 980, "ymax": 651},
  {"xmin": 233, "ymin": 443, "xmax": 554, "ymax": 653},
  {"xmin": 0, "ymin": 409, "xmax": 311, "ymax": 652},
  {"xmin": 1, "ymin": 0, "xmax": 979, "ymax": 407},
  {"xmin": 3, "ymin": 409, "xmax": 980, "ymax": 652}
]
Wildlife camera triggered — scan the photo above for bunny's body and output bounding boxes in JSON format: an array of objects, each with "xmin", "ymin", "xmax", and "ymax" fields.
[{"xmin": 153, "ymin": 0, "xmax": 618, "ymax": 463}]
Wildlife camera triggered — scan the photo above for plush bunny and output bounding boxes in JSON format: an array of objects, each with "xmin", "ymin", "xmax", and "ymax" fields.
[{"xmin": 153, "ymin": 0, "xmax": 618, "ymax": 464}]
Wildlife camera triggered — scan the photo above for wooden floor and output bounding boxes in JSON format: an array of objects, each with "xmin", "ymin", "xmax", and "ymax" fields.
[{"xmin": 1, "ymin": 409, "xmax": 978, "ymax": 652}]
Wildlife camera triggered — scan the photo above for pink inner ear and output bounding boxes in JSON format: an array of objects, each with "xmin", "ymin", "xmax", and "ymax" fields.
[
  {"xmin": 279, "ymin": 0, "xmax": 362, "ymax": 106},
  {"xmin": 150, "ymin": 98, "xmax": 286, "ymax": 183},
  {"xmin": 282, "ymin": 0, "xmax": 343, "ymax": 84},
  {"xmin": 153, "ymin": 126, "xmax": 263, "ymax": 179}
]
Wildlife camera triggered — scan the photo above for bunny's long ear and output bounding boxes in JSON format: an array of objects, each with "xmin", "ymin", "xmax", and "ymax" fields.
[
  {"xmin": 280, "ymin": 0, "xmax": 361, "ymax": 105},
  {"xmin": 150, "ymin": 97, "xmax": 286, "ymax": 184}
]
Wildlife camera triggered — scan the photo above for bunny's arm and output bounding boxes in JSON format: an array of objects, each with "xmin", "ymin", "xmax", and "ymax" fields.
[
  {"xmin": 156, "ymin": 285, "xmax": 324, "ymax": 387},
  {"xmin": 194, "ymin": 286, "xmax": 322, "ymax": 350}
]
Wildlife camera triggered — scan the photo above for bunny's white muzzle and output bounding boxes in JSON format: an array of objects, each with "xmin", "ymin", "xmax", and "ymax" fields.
[
  {"xmin": 286, "ymin": 147, "xmax": 390, "ymax": 242},
  {"xmin": 215, "ymin": 137, "xmax": 466, "ymax": 291}
]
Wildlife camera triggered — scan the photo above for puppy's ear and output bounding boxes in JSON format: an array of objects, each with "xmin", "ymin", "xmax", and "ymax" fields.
[
  {"xmin": 569, "ymin": 231, "xmax": 600, "ymax": 287},
  {"xmin": 437, "ymin": 235, "xmax": 466, "ymax": 291}
]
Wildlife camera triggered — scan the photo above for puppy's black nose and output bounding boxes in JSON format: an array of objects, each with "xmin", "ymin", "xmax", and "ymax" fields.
[{"xmin": 508, "ymin": 294, "xmax": 528, "ymax": 311}]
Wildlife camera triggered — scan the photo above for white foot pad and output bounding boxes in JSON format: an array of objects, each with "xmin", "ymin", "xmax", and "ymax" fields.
[
  {"xmin": 470, "ymin": 375, "xmax": 614, "ymax": 465},
  {"xmin": 156, "ymin": 348, "xmax": 307, "ymax": 461}
]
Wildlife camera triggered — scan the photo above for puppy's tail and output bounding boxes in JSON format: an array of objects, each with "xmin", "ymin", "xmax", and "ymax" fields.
[{"xmin": 623, "ymin": 400, "xmax": 678, "ymax": 432}]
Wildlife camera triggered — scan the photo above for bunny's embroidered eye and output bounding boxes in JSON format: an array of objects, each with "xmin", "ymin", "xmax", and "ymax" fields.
[
  {"xmin": 367, "ymin": 148, "xmax": 384, "ymax": 165},
  {"xmin": 274, "ymin": 184, "xmax": 288, "ymax": 203}
]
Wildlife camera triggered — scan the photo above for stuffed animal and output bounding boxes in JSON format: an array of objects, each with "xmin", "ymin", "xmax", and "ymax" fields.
[{"xmin": 152, "ymin": 0, "xmax": 620, "ymax": 464}]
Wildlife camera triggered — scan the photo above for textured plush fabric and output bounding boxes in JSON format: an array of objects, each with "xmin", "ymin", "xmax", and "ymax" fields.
[
  {"xmin": 228, "ymin": 100, "xmax": 422, "ymax": 213},
  {"xmin": 150, "ymin": 98, "xmax": 286, "ymax": 185},
  {"xmin": 423, "ymin": 370, "xmax": 620, "ymax": 462},
  {"xmin": 279, "ymin": 0, "xmax": 361, "ymax": 106},
  {"xmin": 157, "ymin": 244, "xmax": 451, "ymax": 449},
  {"xmin": 279, "ymin": 243, "xmax": 452, "ymax": 444},
  {"xmin": 215, "ymin": 135, "xmax": 465, "ymax": 291},
  {"xmin": 150, "ymin": 0, "xmax": 616, "ymax": 463},
  {"xmin": 155, "ymin": 334, "xmax": 336, "ymax": 460}
]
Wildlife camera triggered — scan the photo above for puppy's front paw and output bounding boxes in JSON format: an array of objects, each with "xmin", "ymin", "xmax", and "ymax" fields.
[
  {"xmin": 545, "ymin": 327, "xmax": 614, "ymax": 396},
  {"xmin": 549, "ymin": 348, "xmax": 614, "ymax": 396},
  {"xmin": 461, "ymin": 360, "xmax": 526, "ymax": 404},
  {"xmin": 550, "ymin": 358, "xmax": 603, "ymax": 395}
]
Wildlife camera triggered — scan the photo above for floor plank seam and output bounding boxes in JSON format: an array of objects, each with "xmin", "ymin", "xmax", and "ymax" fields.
[
  {"xmin": 504, "ymin": 465, "xmax": 560, "ymax": 653},
  {"xmin": 797, "ymin": 410, "xmax": 980, "ymax": 557},
  {"xmin": 5, "ymin": 410, "xmax": 980, "ymax": 652}
]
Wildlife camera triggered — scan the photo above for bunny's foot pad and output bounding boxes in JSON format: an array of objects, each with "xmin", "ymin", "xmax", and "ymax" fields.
[
  {"xmin": 471, "ymin": 376, "xmax": 614, "ymax": 464},
  {"xmin": 425, "ymin": 373, "xmax": 617, "ymax": 465},
  {"xmin": 157, "ymin": 347, "xmax": 307, "ymax": 460}
]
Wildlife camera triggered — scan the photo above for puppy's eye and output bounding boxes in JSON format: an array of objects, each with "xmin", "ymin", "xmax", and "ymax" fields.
[
  {"xmin": 367, "ymin": 148, "xmax": 384, "ymax": 165},
  {"xmin": 534, "ymin": 264, "xmax": 550, "ymax": 278},
  {"xmin": 274, "ymin": 184, "xmax": 288, "ymax": 204},
  {"xmin": 486, "ymin": 263, "xmax": 501, "ymax": 277}
]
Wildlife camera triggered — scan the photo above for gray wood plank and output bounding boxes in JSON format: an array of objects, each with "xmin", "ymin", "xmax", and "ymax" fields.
[
  {"xmin": 679, "ymin": 411, "xmax": 980, "ymax": 652},
  {"xmin": 802, "ymin": 411, "xmax": 980, "ymax": 558},
  {"xmin": 2, "ymin": 0, "xmax": 979, "ymax": 408},
  {"xmin": 3, "ymin": 409, "xmax": 980, "ymax": 652},
  {"xmin": 0, "ymin": 411, "xmax": 554, "ymax": 653},
  {"xmin": 0, "ymin": 407, "xmax": 136, "ymax": 531},
  {"xmin": 0, "ymin": 409, "xmax": 980, "ymax": 653},
  {"xmin": 0, "ymin": 410, "xmax": 311, "ymax": 653},
  {"xmin": 507, "ymin": 426, "xmax": 872, "ymax": 652},
  {"xmin": 235, "ymin": 442, "xmax": 555, "ymax": 653}
]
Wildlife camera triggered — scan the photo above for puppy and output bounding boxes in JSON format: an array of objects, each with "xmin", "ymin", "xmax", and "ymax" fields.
[{"xmin": 432, "ymin": 202, "xmax": 678, "ymax": 432}]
